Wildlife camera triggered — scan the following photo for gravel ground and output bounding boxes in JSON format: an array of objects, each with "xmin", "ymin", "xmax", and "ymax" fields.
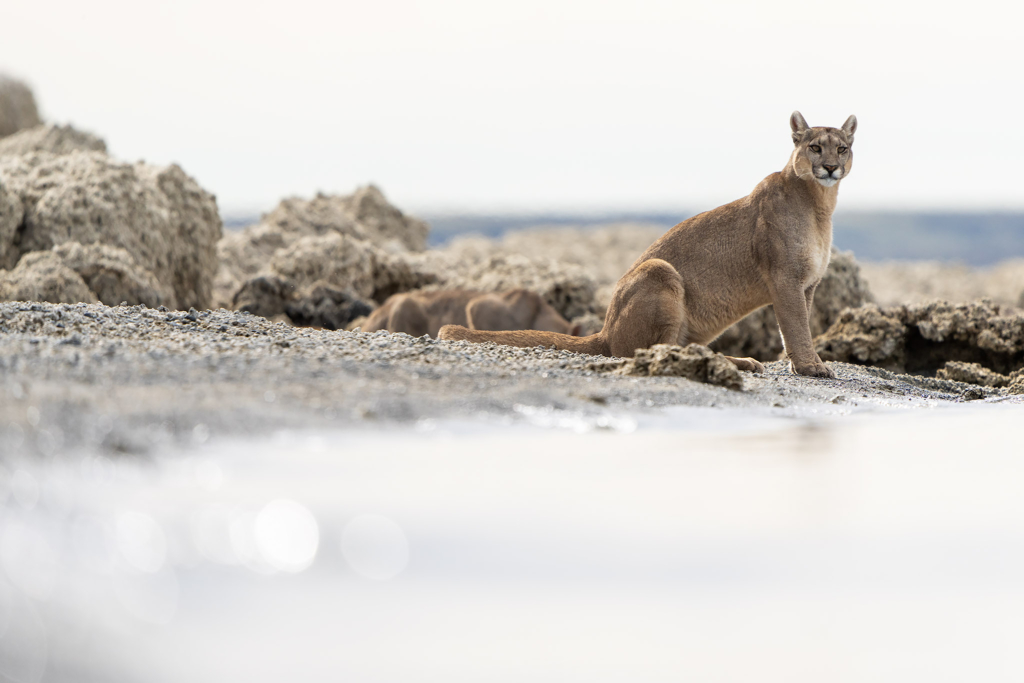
[{"xmin": 2, "ymin": 301, "xmax": 1020, "ymax": 459}]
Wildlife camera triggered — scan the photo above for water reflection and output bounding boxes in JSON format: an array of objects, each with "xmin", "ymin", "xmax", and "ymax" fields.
[
  {"xmin": 0, "ymin": 404, "xmax": 1023, "ymax": 681},
  {"xmin": 341, "ymin": 514, "xmax": 410, "ymax": 580},
  {"xmin": 254, "ymin": 500, "xmax": 319, "ymax": 573},
  {"xmin": 116, "ymin": 512, "xmax": 167, "ymax": 574}
]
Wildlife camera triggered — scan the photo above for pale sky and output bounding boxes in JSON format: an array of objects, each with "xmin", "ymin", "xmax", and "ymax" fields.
[{"xmin": 2, "ymin": 0, "xmax": 1022, "ymax": 215}]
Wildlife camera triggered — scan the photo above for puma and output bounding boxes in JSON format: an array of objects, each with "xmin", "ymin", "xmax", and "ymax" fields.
[
  {"xmin": 363, "ymin": 288, "xmax": 581, "ymax": 338},
  {"xmin": 439, "ymin": 111, "xmax": 857, "ymax": 378}
]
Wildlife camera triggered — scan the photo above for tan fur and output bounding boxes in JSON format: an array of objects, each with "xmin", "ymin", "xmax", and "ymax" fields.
[
  {"xmin": 439, "ymin": 111, "xmax": 858, "ymax": 378},
  {"xmin": 363, "ymin": 288, "xmax": 580, "ymax": 338}
]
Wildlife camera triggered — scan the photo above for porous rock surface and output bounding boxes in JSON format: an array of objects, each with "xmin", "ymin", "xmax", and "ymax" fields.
[
  {"xmin": 215, "ymin": 186, "xmax": 433, "ymax": 329},
  {"xmin": 936, "ymin": 361, "xmax": 1024, "ymax": 393},
  {"xmin": 53, "ymin": 241, "xmax": 170, "ymax": 307},
  {"xmin": 710, "ymin": 249, "xmax": 874, "ymax": 360},
  {"xmin": 0, "ymin": 124, "xmax": 106, "ymax": 156},
  {"xmin": 815, "ymin": 300, "xmax": 1024, "ymax": 375},
  {"xmin": 937, "ymin": 361, "xmax": 1009, "ymax": 388},
  {"xmin": 0, "ymin": 150, "xmax": 221, "ymax": 308},
  {"xmin": 587, "ymin": 343, "xmax": 744, "ymax": 390},
  {"xmin": 261, "ymin": 187, "xmax": 428, "ymax": 253},
  {"xmin": 0, "ymin": 75, "xmax": 41, "ymax": 138},
  {"xmin": 284, "ymin": 284, "xmax": 374, "ymax": 330},
  {"xmin": 0, "ymin": 251, "xmax": 95, "ymax": 304}
]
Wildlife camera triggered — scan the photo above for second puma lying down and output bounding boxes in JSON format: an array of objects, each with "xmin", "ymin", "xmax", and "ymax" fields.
[
  {"xmin": 440, "ymin": 111, "xmax": 857, "ymax": 378},
  {"xmin": 362, "ymin": 288, "xmax": 581, "ymax": 338}
]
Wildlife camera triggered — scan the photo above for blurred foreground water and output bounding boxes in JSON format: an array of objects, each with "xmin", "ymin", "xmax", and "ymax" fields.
[{"xmin": 2, "ymin": 403, "xmax": 1024, "ymax": 682}]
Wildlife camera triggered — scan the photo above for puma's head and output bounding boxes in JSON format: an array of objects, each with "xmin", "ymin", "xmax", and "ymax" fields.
[{"xmin": 789, "ymin": 111, "xmax": 857, "ymax": 187}]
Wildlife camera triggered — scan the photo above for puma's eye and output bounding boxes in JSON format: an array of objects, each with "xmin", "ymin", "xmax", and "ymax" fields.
[
  {"xmin": 809, "ymin": 145, "xmax": 821, "ymax": 154},
  {"xmin": 837, "ymin": 146, "xmax": 848, "ymax": 154}
]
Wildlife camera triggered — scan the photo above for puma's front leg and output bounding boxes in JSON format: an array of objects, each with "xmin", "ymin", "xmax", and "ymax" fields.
[{"xmin": 771, "ymin": 279, "xmax": 834, "ymax": 378}]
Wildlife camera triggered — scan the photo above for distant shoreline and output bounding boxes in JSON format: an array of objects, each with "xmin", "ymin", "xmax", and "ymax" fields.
[{"xmin": 221, "ymin": 210, "xmax": 1024, "ymax": 266}]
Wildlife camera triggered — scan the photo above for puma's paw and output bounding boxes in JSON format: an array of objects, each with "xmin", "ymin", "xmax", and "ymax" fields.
[
  {"xmin": 729, "ymin": 356, "xmax": 765, "ymax": 373},
  {"xmin": 791, "ymin": 360, "xmax": 835, "ymax": 378}
]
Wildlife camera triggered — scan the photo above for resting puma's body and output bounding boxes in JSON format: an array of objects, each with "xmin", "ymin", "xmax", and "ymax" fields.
[
  {"xmin": 439, "ymin": 112, "xmax": 857, "ymax": 377},
  {"xmin": 363, "ymin": 288, "xmax": 578, "ymax": 338}
]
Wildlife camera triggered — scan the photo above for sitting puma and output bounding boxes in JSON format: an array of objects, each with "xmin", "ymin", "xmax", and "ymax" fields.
[
  {"xmin": 440, "ymin": 111, "xmax": 856, "ymax": 378},
  {"xmin": 363, "ymin": 288, "xmax": 581, "ymax": 338}
]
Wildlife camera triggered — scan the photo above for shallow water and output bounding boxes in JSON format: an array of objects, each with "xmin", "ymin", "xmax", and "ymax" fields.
[{"xmin": 2, "ymin": 402, "xmax": 1024, "ymax": 682}]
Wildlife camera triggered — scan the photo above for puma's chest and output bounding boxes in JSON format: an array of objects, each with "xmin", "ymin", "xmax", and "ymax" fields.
[{"xmin": 802, "ymin": 218, "xmax": 833, "ymax": 286}]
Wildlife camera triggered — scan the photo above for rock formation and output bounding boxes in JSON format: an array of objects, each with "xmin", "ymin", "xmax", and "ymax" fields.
[
  {"xmin": 53, "ymin": 241, "xmax": 170, "ymax": 308},
  {"xmin": 0, "ymin": 124, "xmax": 106, "ymax": 156},
  {"xmin": 0, "ymin": 76, "xmax": 41, "ymax": 139},
  {"xmin": 215, "ymin": 186, "xmax": 436, "ymax": 330},
  {"xmin": 214, "ymin": 185, "xmax": 433, "ymax": 327},
  {"xmin": 815, "ymin": 300, "xmax": 1024, "ymax": 375},
  {"xmin": 587, "ymin": 343, "xmax": 744, "ymax": 390},
  {"xmin": 0, "ymin": 149, "xmax": 221, "ymax": 309},
  {"xmin": 0, "ymin": 251, "xmax": 95, "ymax": 304}
]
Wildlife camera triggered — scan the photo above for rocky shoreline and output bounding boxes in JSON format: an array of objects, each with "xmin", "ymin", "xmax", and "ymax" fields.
[{"xmin": 3, "ymin": 300, "xmax": 1019, "ymax": 460}]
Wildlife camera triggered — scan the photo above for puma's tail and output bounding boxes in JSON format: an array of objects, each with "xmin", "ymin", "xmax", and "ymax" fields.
[{"xmin": 438, "ymin": 325, "xmax": 610, "ymax": 357}]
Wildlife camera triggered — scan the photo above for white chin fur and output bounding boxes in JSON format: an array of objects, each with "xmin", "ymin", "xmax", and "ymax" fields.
[{"xmin": 816, "ymin": 176, "xmax": 839, "ymax": 187}]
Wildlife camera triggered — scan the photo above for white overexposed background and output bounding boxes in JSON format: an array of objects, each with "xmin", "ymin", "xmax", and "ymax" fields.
[{"xmin": 1, "ymin": 0, "xmax": 1021, "ymax": 214}]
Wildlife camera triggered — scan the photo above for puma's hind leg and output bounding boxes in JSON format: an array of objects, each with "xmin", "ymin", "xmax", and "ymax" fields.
[
  {"xmin": 603, "ymin": 259, "xmax": 762, "ymax": 373},
  {"xmin": 603, "ymin": 259, "xmax": 687, "ymax": 358}
]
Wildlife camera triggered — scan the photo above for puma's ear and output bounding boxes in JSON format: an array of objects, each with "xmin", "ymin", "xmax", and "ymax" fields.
[
  {"xmin": 841, "ymin": 114, "xmax": 857, "ymax": 143},
  {"xmin": 790, "ymin": 110, "xmax": 809, "ymax": 144}
]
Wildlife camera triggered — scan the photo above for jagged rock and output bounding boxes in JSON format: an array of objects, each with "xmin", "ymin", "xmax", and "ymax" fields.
[
  {"xmin": 0, "ymin": 76, "xmax": 41, "ymax": 138},
  {"xmin": 711, "ymin": 249, "xmax": 874, "ymax": 360},
  {"xmin": 815, "ymin": 300, "xmax": 1024, "ymax": 374},
  {"xmin": 0, "ymin": 124, "xmax": 106, "ymax": 156},
  {"xmin": 239, "ymin": 230, "xmax": 433, "ymax": 321},
  {"xmin": 0, "ymin": 177, "xmax": 20, "ymax": 269},
  {"xmin": 0, "ymin": 251, "xmax": 95, "ymax": 304},
  {"xmin": 814, "ymin": 304, "xmax": 907, "ymax": 371},
  {"xmin": 270, "ymin": 232, "xmax": 380, "ymax": 301},
  {"xmin": 214, "ymin": 222, "xmax": 289, "ymax": 308},
  {"xmin": 0, "ymin": 151, "xmax": 221, "ymax": 309},
  {"xmin": 345, "ymin": 185, "xmax": 429, "ymax": 253},
  {"xmin": 232, "ymin": 274, "xmax": 297, "ymax": 319},
  {"xmin": 214, "ymin": 185, "xmax": 430, "ymax": 312},
  {"xmin": 1007, "ymin": 370, "xmax": 1024, "ymax": 395},
  {"xmin": 261, "ymin": 185, "xmax": 428, "ymax": 253},
  {"xmin": 587, "ymin": 343, "xmax": 743, "ymax": 390},
  {"xmin": 53, "ymin": 241, "xmax": 170, "ymax": 307},
  {"xmin": 284, "ymin": 284, "xmax": 374, "ymax": 330},
  {"xmin": 936, "ymin": 361, "xmax": 1009, "ymax": 388}
]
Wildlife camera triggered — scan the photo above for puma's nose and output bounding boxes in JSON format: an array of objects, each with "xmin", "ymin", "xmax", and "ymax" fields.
[{"xmin": 823, "ymin": 164, "xmax": 838, "ymax": 174}]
